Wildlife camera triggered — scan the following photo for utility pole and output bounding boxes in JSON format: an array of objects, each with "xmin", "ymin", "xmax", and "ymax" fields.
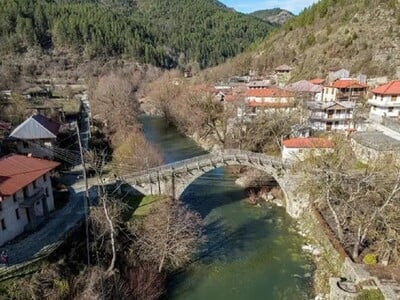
[{"xmin": 76, "ymin": 125, "xmax": 91, "ymax": 266}]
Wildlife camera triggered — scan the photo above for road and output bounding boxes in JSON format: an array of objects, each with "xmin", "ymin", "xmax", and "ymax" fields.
[{"xmin": 0, "ymin": 177, "xmax": 97, "ymax": 267}]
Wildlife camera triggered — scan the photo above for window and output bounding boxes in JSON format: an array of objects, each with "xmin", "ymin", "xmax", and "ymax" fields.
[
  {"xmin": 15, "ymin": 208, "xmax": 20, "ymax": 220},
  {"xmin": 23, "ymin": 187, "xmax": 28, "ymax": 198},
  {"xmin": 33, "ymin": 180, "xmax": 37, "ymax": 189},
  {"xmin": 391, "ymin": 95, "xmax": 397, "ymax": 102},
  {"xmin": 43, "ymin": 175, "xmax": 47, "ymax": 182},
  {"xmin": 13, "ymin": 194, "xmax": 17, "ymax": 202},
  {"xmin": 1, "ymin": 219, "xmax": 6, "ymax": 230},
  {"xmin": 22, "ymin": 141, "xmax": 29, "ymax": 149},
  {"xmin": 45, "ymin": 188, "xmax": 49, "ymax": 197},
  {"xmin": 389, "ymin": 107, "xmax": 394, "ymax": 113},
  {"xmin": 0, "ymin": 202, "xmax": 2, "ymax": 211}
]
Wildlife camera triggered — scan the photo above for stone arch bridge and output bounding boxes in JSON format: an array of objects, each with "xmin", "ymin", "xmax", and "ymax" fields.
[{"xmin": 121, "ymin": 150, "xmax": 307, "ymax": 218}]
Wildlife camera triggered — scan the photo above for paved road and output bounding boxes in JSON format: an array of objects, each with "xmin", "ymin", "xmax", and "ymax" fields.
[{"xmin": 0, "ymin": 180, "xmax": 97, "ymax": 267}]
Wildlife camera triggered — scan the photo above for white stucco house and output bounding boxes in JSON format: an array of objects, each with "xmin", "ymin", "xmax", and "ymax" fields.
[
  {"xmin": 308, "ymin": 101, "xmax": 355, "ymax": 131},
  {"xmin": 0, "ymin": 154, "xmax": 59, "ymax": 246},
  {"xmin": 368, "ymin": 80, "xmax": 400, "ymax": 123},
  {"xmin": 282, "ymin": 137, "xmax": 334, "ymax": 164}
]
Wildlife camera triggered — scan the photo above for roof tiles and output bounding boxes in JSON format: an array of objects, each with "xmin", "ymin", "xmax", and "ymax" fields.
[
  {"xmin": 283, "ymin": 138, "xmax": 333, "ymax": 149},
  {"xmin": 0, "ymin": 154, "xmax": 59, "ymax": 197},
  {"xmin": 371, "ymin": 80, "xmax": 400, "ymax": 95}
]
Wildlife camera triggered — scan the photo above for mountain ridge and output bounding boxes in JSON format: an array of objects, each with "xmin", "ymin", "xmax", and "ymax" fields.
[
  {"xmin": 0, "ymin": 0, "xmax": 274, "ymax": 70},
  {"xmin": 250, "ymin": 8, "xmax": 294, "ymax": 25}
]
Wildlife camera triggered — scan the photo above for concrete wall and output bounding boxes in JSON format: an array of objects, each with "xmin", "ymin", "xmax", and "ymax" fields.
[{"xmin": 0, "ymin": 194, "xmax": 27, "ymax": 247}]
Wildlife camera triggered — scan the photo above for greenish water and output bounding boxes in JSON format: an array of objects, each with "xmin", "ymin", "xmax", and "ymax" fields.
[{"xmin": 140, "ymin": 115, "xmax": 314, "ymax": 300}]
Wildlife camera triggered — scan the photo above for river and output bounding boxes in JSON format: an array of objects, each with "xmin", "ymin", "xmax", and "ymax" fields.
[{"xmin": 140, "ymin": 115, "xmax": 314, "ymax": 300}]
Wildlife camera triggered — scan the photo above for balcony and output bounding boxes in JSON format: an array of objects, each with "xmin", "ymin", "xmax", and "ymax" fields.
[
  {"xmin": 310, "ymin": 114, "xmax": 353, "ymax": 121},
  {"xmin": 368, "ymin": 99, "xmax": 400, "ymax": 107},
  {"xmin": 19, "ymin": 188, "xmax": 45, "ymax": 208}
]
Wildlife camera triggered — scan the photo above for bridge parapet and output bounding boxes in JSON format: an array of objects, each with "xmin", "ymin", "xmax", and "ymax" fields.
[
  {"xmin": 119, "ymin": 149, "xmax": 308, "ymax": 218},
  {"xmin": 122, "ymin": 149, "xmax": 284, "ymax": 183}
]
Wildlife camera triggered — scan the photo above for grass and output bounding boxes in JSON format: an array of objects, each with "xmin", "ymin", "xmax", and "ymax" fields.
[{"xmin": 123, "ymin": 195, "xmax": 164, "ymax": 222}]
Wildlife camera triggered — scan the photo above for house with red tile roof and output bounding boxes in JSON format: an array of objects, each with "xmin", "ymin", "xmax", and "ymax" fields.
[
  {"xmin": 9, "ymin": 114, "xmax": 61, "ymax": 159},
  {"xmin": 282, "ymin": 137, "xmax": 333, "ymax": 164},
  {"xmin": 0, "ymin": 154, "xmax": 59, "ymax": 246},
  {"xmin": 309, "ymin": 78, "xmax": 326, "ymax": 86},
  {"xmin": 238, "ymin": 88, "xmax": 296, "ymax": 119},
  {"xmin": 368, "ymin": 80, "xmax": 400, "ymax": 122},
  {"xmin": 322, "ymin": 79, "xmax": 368, "ymax": 102}
]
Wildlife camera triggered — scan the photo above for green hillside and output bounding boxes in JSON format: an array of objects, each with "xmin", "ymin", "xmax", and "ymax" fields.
[{"xmin": 0, "ymin": 0, "xmax": 274, "ymax": 69}]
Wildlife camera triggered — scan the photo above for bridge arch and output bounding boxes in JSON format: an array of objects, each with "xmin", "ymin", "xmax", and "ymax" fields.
[
  {"xmin": 175, "ymin": 160, "xmax": 286, "ymax": 201},
  {"xmin": 122, "ymin": 150, "xmax": 306, "ymax": 218}
]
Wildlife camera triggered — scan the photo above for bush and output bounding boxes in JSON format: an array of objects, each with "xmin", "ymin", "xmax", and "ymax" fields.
[
  {"xmin": 356, "ymin": 289, "xmax": 384, "ymax": 300},
  {"xmin": 363, "ymin": 253, "xmax": 378, "ymax": 265}
]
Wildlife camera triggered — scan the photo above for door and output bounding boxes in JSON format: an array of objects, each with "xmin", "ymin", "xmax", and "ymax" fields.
[{"xmin": 25, "ymin": 208, "xmax": 31, "ymax": 223}]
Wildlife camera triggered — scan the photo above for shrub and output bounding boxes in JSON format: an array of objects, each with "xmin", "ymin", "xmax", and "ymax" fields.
[
  {"xmin": 363, "ymin": 253, "xmax": 378, "ymax": 265},
  {"xmin": 356, "ymin": 289, "xmax": 384, "ymax": 300}
]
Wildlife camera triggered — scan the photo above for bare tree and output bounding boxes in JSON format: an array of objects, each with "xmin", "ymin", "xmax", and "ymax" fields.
[
  {"xmin": 239, "ymin": 110, "xmax": 301, "ymax": 154},
  {"xmin": 130, "ymin": 197, "xmax": 204, "ymax": 272},
  {"xmin": 296, "ymin": 138, "xmax": 400, "ymax": 264}
]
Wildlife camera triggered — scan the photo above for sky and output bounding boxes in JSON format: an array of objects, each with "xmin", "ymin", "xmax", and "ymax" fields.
[{"xmin": 220, "ymin": 0, "xmax": 318, "ymax": 15}]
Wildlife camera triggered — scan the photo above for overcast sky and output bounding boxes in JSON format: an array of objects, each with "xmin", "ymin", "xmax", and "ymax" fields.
[{"xmin": 221, "ymin": 0, "xmax": 318, "ymax": 14}]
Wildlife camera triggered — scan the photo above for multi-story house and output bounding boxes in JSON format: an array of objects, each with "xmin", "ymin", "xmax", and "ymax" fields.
[
  {"xmin": 237, "ymin": 88, "xmax": 296, "ymax": 119},
  {"xmin": 0, "ymin": 154, "xmax": 59, "ymax": 246},
  {"xmin": 322, "ymin": 79, "xmax": 367, "ymax": 103},
  {"xmin": 308, "ymin": 101, "xmax": 355, "ymax": 131},
  {"xmin": 368, "ymin": 80, "xmax": 400, "ymax": 122}
]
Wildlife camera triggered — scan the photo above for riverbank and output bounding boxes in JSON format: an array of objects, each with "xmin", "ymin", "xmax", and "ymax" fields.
[{"xmin": 140, "ymin": 115, "xmax": 315, "ymax": 299}]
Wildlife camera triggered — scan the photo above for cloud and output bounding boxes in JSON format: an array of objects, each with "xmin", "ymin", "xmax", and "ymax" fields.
[{"xmin": 222, "ymin": 0, "xmax": 318, "ymax": 14}]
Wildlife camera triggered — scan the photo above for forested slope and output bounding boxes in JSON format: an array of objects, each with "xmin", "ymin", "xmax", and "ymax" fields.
[
  {"xmin": 223, "ymin": 0, "xmax": 400, "ymax": 79},
  {"xmin": 0, "ymin": 0, "xmax": 274, "ymax": 69}
]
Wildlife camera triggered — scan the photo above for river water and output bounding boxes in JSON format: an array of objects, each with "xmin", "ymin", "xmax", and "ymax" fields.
[{"xmin": 141, "ymin": 115, "xmax": 314, "ymax": 300}]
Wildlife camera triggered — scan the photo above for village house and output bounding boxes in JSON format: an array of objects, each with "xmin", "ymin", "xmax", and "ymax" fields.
[
  {"xmin": 275, "ymin": 64, "xmax": 293, "ymax": 74},
  {"xmin": 282, "ymin": 137, "xmax": 333, "ymax": 164},
  {"xmin": 22, "ymin": 86, "xmax": 51, "ymax": 100},
  {"xmin": 286, "ymin": 80, "xmax": 323, "ymax": 102},
  {"xmin": 0, "ymin": 154, "xmax": 59, "ymax": 246},
  {"xmin": 308, "ymin": 101, "xmax": 355, "ymax": 131},
  {"xmin": 368, "ymin": 80, "xmax": 400, "ymax": 123},
  {"xmin": 8, "ymin": 114, "xmax": 61, "ymax": 159},
  {"xmin": 322, "ymin": 79, "xmax": 368, "ymax": 103},
  {"xmin": 309, "ymin": 78, "xmax": 326, "ymax": 86},
  {"xmin": 237, "ymin": 88, "xmax": 296, "ymax": 119},
  {"xmin": 247, "ymin": 80, "xmax": 272, "ymax": 89},
  {"xmin": 327, "ymin": 68, "xmax": 350, "ymax": 82}
]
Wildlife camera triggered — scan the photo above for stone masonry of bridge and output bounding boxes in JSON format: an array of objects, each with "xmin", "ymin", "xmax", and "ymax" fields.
[{"xmin": 121, "ymin": 149, "xmax": 309, "ymax": 218}]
